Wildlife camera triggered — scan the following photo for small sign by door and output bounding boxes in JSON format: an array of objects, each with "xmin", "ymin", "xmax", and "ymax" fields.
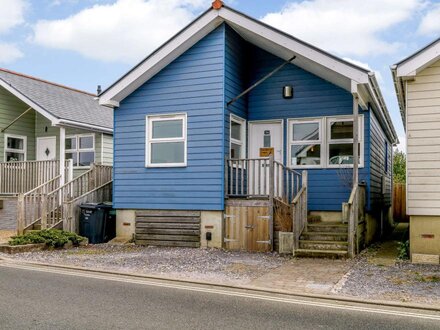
[{"xmin": 259, "ymin": 147, "xmax": 274, "ymax": 157}]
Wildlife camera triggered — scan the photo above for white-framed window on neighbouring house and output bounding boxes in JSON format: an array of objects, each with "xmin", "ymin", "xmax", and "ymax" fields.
[
  {"xmin": 65, "ymin": 134, "xmax": 95, "ymax": 167},
  {"xmin": 4, "ymin": 134, "xmax": 26, "ymax": 161},
  {"xmin": 289, "ymin": 119, "xmax": 322, "ymax": 168},
  {"xmin": 327, "ymin": 116, "xmax": 364, "ymax": 168},
  {"xmin": 146, "ymin": 113, "xmax": 187, "ymax": 167},
  {"xmin": 230, "ymin": 115, "xmax": 246, "ymax": 159}
]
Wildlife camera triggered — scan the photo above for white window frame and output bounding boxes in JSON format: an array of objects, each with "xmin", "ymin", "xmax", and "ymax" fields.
[
  {"xmin": 230, "ymin": 114, "xmax": 246, "ymax": 159},
  {"xmin": 4, "ymin": 134, "xmax": 27, "ymax": 162},
  {"xmin": 65, "ymin": 134, "xmax": 95, "ymax": 168},
  {"xmin": 326, "ymin": 115, "xmax": 364, "ymax": 169},
  {"xmin": 288, "ymin": 118, "xmax": 323, "ymax": 169},
  {"xmin": 146, "ymin": 113, "xmax": 187, "ymax": 168}
]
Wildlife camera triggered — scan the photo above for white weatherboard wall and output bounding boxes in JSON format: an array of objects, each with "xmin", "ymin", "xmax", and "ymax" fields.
[{"xmin": 407, "ymin": 59, "xmax": 440, "ymax": 216}]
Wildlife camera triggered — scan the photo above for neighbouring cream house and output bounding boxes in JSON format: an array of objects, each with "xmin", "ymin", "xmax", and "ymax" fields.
[{"xmin": 392, "ymin": 37, "xmax": 440, "ymax": 264}]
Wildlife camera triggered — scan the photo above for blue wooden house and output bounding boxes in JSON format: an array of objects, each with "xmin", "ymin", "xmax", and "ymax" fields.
[{"xmin": 100, "ymin": 1, "xmax": 397, "ymax": 257}]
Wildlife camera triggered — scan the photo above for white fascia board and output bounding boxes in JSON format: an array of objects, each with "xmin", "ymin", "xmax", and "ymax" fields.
[
  {"xmin": 55, "ymin": 120, "xmax": 113, "ymax": 134},
  {"xmin": 219, "ymin": 7, "xmax": 369, "ymax": 85},
  {"xmin": 396, "ymin": 40, "xmax": 440, "ymax": 77},
  {"xmin": 99, "ymin": 10, "xmax": 222, "ymax": 106},
  {"xmin": 0, "ymin": 78, "xmax": 59, "ymax": 124}
]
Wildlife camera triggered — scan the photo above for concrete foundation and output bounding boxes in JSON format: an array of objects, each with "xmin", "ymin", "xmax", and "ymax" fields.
[
  {"xmin": 200, "ymin": 211, "xmax": 223, "ymax": 249},
  {"xmin": 410, "ymin": 215, "xmax": 440, "ymax": 264},
  {"xmin": 115, "ymin": 209, "xmax": 136, "ymax": 239}
]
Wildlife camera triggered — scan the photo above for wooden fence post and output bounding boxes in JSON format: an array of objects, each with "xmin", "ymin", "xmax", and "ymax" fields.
[
  {"xmin": 268, "ymin": 154, "xmax": 275, "ymax": 250},
  {"xmin": 41, "ymin": 194, "xmax": 48, "ymax": 229},
  {"xmin": 17, "ymin": 194, "xmax": 25, "ymax": 235}
]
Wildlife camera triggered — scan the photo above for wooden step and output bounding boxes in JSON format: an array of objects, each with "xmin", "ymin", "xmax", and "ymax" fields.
[
  {"xmin": 294, "ymin": 248, "xmax": 348, "ymax": 259},
  {"xmin": 307, "ymin": 222, "xmax": 348, "ymax": 233},
  {"xmin": 300, "ymin": 232, "xmax": 348, "ymax": 242},
  {"xmin": 299, "ymin": 240, "xmax": 348, "ymax": 251}
]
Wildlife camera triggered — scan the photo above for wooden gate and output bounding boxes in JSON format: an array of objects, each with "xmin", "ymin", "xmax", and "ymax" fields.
[
  {"xmin": 224, "ymin": 199, "xmax": 271, "ymax": 252},
  {"xmin": 393, "ymin": 183, "xmax": 409, "ymax": 222}
]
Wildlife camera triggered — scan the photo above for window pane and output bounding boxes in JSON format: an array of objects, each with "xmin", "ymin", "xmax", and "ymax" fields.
[
  {"xmin": 291, "ymin": 144, "xmax": 320, "ymax": 166},
  {"xmin": 6, "ymin": 152, "xmax": 24, "ymax": 162},
  {"xmin": 152, "ymin": 120, "xmax": 183, "ymax": 139},
  {"xmin": 65, "ymin": 138, "xmax": 76, "ymax": 150},
  {"xmin": 66, "ymin": 152, "xmax": 78, "ymax": 166},
  {"xmin": 151, "ymin": 142, "xmax": 184, "ymax": 164},
  {"xmin": 230, "ymin": 143, "xmax": 242, "ymax": 159},
  {"xmin": 330, "ymin": 121, "xmax": 353, "ymax": 140},
  {"xmin": 292, "ymin": 123, "xmax": 319, "ymax": 141},
  {"xmin": 7, "ymin": 137, "xmax": 24, "ymax": 150},
  {"xmin": 264, "ymin": 130, "xmax": 271, "ymax": 147},
  {"xmin": 79, "ymin": 152, "xmax": 94, "ymax": 166},
  {"xmin": 329, "ymin": 143, "xmax": 361, "ymax": 165},
  {"xmin": 79, "ymin": 136, "xmax": 93, "ymax": 149},
  {"xmin": 231, "ymin": 121, "xmax": 242, "ymax": 141}
]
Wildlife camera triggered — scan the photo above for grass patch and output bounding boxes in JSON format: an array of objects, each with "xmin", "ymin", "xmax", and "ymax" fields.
[
  {"xmin": 415, "ymin": 275, "xmax": 440, "ymax": 283},
  {"xmin": 9, "ymin": 229, "xmax": 85, "ymax": 248}
]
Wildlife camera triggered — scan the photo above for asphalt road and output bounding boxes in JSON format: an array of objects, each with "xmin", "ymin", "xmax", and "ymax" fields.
[{"xmin": 0, "ymin": 262, "xmax": 439, "ymax": 330}]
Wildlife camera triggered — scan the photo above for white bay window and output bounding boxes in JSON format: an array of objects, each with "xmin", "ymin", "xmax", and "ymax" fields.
[
  {"xmin": 289, "ymin": 120, "xmax": 322, "ymax": 167},
  {"xmin": 289, "ymin": 116, "xmax": 363, "ymax": 169},
  {"xmin": 146, "ymin": 113, "xmax": 187, "ymax": 167}
]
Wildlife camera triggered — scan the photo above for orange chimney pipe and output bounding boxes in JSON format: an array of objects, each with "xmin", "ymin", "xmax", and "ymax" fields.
[{"xmin": 212, "ymin": 0, "xmax": 223, "ymax": 10}]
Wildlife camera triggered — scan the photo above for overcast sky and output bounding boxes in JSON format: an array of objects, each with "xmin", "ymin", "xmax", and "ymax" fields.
[{"xmin": 1, "ymin": 0, "xmax": 440, "ymax": 151}]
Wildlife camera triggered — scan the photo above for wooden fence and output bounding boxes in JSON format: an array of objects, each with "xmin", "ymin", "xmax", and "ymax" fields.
[
  {"xmin": 0, "ymin": 160, "xmax": 73, "ymax": 195},
  {"xmin": 393, "ymin": 183, "xmax": 408, "ymax": 222}
]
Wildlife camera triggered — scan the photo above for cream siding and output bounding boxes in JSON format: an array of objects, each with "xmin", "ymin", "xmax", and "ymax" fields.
[{"xmin": 406, "ymin": 59, "xmax": 440, "ymax": 215}]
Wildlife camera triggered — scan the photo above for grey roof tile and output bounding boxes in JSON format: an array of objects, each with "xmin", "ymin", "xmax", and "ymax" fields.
[{"xmin": 0, "ymin": 69, "xmax": 113, "ymax": 130}]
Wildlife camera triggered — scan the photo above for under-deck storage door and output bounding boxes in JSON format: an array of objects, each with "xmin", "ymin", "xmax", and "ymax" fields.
[{"xmin": 224, "ymin": 202, "xmax": 271, "ymax": 252}]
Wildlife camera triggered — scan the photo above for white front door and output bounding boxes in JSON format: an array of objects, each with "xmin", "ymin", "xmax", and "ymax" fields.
[
  {"xmin": 249, "ymin": 121, "xmax": 283, "ymax": 195},
  {"xmin": 37, "ymin": 137, "xmax": 57, "ymax": 161}
]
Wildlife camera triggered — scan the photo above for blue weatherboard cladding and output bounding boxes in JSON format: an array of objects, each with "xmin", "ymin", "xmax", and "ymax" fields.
[
  {"xmin": 114, "ymin": 22, "xmax": 390, "ymax": 212},
  {"xmin": 113, "ymin": 25, "xmax": 226, "ymax": 210},
  {"xmin": 225, "ymin": 26, "xmax": 370, "ymax": 211}
]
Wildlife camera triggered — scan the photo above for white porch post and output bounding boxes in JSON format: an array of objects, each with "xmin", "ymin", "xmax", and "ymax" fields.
[
  {"xmin": 353, "ymin": 95, "xmax": 359, "ymax": 186},
  {"xmin": 59, "ymin": 126, "xmax": 66, "ymax": 186}
]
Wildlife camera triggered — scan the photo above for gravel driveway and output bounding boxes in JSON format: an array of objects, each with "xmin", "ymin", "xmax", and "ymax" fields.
[
  {"xmin": 333, "ymin": 251, "xmax": 440, "ymax": 305},
  {"xmin": 1, "ymin": 244, "xmax": 289, "ymax": 285}
]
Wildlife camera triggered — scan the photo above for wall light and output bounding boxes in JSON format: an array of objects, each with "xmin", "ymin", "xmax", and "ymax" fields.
[{"xmin": 283, "ymin": 85, "xmax": 293, "ymax": 99}]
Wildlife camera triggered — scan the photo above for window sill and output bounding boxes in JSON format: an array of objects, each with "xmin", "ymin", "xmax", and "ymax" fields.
[{"xmin": 146, "ymin": 164, "xmax": 187, "ymax": 168}]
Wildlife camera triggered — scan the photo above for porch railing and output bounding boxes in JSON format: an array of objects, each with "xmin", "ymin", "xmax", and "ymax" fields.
[
  {"xmin": 225, "ymin": 155, "xmax": 308, "ymax": 252},
  {"xmin": 17, "ymin": 164, "xmax": 112, "ymax": 234},
  {"xmin": 0, "ymin": 160, "xmax": 73, "ymax": 195},
  {"xmin": 342, "ymin": 184, "xmax": 366, "ymax": 258}
]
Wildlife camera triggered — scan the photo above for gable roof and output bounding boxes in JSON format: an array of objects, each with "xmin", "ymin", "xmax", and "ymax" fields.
[
  {"xmin": 391, "ymin": 38, "xmax": 440, "ymax": 127},
  {"xmin": 0, "ymin": 68, "xmax": 113, "ymax": 133},
  {"xmin": 100, "ymin": 3, "xmax": 397, "ymax": 143}
]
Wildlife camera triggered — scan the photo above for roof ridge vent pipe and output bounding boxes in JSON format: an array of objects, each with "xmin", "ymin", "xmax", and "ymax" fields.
[
  {"xmin": 97, "ymin": 85, "xmax": 102, "ymax": 96},
  {"xmin": 212, "ymin": 0, "xmax": 223, "ymax": 10}
]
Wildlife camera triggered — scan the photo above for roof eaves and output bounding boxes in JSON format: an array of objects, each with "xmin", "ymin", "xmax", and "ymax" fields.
[
  {"xmin": 0, "ymin": 76, "xmax": 59, "ymax": 124},
  {"xmin": 100, "ymin": 7, "xmax": 215, "ymax": 97},
  {"xmin": 394, "ymin": 37, "xmax": 440, "ymax": 67},
  {"xmin": 221, "ymin": 5, "xmax": 371, "ymax": 75}
]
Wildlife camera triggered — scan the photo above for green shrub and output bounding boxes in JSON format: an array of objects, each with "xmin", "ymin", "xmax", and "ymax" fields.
[
  {"xmin": 397, "ymin": 240, "xmax": 410, "ymax": 260},
  {"xmin": 9, "ymin": 229, "xmax": 85, "ymax": 248}
]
